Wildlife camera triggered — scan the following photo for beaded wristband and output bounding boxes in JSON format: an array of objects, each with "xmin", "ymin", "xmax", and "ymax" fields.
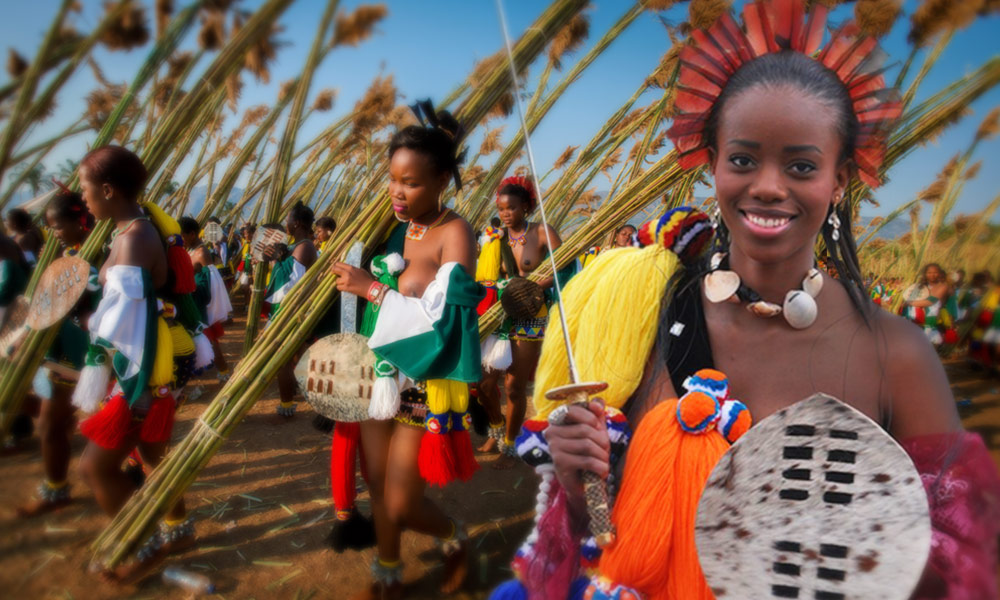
[{"xmin": 367, "ymin": 282, "xmax": 389, "ymax": 306}]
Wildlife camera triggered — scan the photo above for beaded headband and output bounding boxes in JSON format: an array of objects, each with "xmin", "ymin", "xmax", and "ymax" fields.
[
  {"xmin": 667, "ymin": 0, "xmax": 902, "ymax": 188},
  {"xmin": 496, "ymin": 175, "xmax": 537, "ymax": 213}
]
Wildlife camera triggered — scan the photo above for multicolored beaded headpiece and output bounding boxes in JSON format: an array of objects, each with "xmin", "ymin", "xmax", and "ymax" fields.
[
  {"xmin": 667, "ymin": 0, "xmax": 902, "ymax": 188},
  {"xmin": 496, "ymin": 175, "xmax": 537, "ymax": 213}
]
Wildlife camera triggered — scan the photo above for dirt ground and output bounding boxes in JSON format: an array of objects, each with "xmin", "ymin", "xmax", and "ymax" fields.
[{"xmin": 1, "ymin": 304, "xmax": 998, "ymax": 600}]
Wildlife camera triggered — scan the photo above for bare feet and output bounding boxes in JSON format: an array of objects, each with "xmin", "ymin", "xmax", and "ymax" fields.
[
  {"xmin": 477, "ymin": 437, "xmax": 498, "ymax": 453},
  {"xmin": 350, "ymin": 581, "xmax": 404, "ymax": 600},
  {"xmin": 440, "ymin": 539, "xmax": 469, "ymax": 594},
  {"xmin": 16, "ymin": 495, "xmax": 73, "ymax": 518},
  {"xmin": 491, "ymin": 453, "xmax": 519, "ymax": 470},
  {"xmin": 100, "ymin": 522, "xmax": 196, "ymax": 586}
]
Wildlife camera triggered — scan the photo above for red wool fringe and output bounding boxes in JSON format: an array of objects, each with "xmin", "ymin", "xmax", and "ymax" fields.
[
  {"xmin": 140, "ymin": 394, "xmax": 176, "ymax": 443},
  {"xmin": 449, "ymin": 429, "xmax": 479, "ymax": 482},
  {"xmin": 331, "ymin": 422, "xmax": 360, "ymax": 512},
  {"xmin": 419, "ymin": 432, "xmax": 457, "ymax": 487},
  {"xmin": 80, "ymin": 394, "xmax": 133, "ymax": 450},
  {"xmin": 168, "ymin": 245, "xmax": 196, "ymax": 294}
]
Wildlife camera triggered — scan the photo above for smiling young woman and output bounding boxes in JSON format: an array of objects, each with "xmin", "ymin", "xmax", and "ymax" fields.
[{"xmin": 491, "ymin": 2, "xmax": 1000, "ymax": 599}]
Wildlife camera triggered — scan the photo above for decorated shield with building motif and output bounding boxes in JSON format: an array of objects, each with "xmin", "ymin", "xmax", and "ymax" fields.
[
  {"xmin": 250, "ymin": 226, "xmax": 288, "ymax": 262},
  {"xmin": 26, "ymin": 256, "xmax": 90, "ymax": 330},
  {"xmin": 295, "ymin": 332, "xmax": 376, "ymax": 422},
  {"xmin": 695, "ymin": 394, "xmax": 931, "ymax": 600},
  {"xmin": 203, "ymin": 222, "xmax": 224, "ymax": 244}
]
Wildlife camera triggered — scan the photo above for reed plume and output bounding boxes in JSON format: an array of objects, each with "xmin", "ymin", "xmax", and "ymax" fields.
[
  {"xmin": 100, "ymin": 1, "xmax": 150, "ymax": 51},
  {"xmin": 553, "ymin": 145, "xmax": 578, "ymax": 169},
  {"xmin": 549, "ymin": 12, "xmax": 590, "ymax": 69},
  {"xmin": 6, "ymin": 50, "xmax": 28, "ymax": 78},
  {"xmin": 332, "ymin": 4, "xmax": 388, "ymax": 47},
  {"xmin": 855, "ymin": 0, "xmax": 902, "ymax": 38}
]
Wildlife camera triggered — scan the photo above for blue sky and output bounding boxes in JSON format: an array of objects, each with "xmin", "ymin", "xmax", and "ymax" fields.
[{"xmin": 3, "ymin": 0, "xmax": 999, "ymax": 221}]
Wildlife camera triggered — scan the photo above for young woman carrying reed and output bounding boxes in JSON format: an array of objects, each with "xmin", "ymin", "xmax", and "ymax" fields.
[
  {"xmin": 16, "ymin": 190, "xmax": 99, "ymax": 517},
  {"xmin": 332, "ymin": 101, "xmax": 483, "ymax": 598}
]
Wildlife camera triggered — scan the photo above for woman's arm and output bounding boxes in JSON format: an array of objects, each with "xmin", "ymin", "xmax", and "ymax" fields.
[{"xmin": 533, "ymin": 224, "xmax": 563, "ymax": 290}]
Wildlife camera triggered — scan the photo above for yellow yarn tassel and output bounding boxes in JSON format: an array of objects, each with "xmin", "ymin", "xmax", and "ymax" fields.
[
  {"xmin": 475, "ymin": 237, "xmax": 502, "ymax": 282},
  {"xmin": 142, "ymin": 201, "xmax": 181, "ymax": 237},
  {"xmin": 532, "ymin": 246, "xmax": 680, "ymax": 420},
  {"xmin": 168, "ymin": 323, "xmax": 195, "ymax": 356},
  {"xmin": 150, "ymin": 317, "xmax": 175, "ymax": 388},
  {"xmin": 424, "ymin": 379, "xmax": 469, "ymax": 414}
]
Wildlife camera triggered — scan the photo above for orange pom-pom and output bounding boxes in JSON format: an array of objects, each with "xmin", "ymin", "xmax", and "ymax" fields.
[
  {"xmin": 718, "ymin": 400, "xmax": 752, "ymax": 443},
  {"xmin": 676, "ymin": 391, "xmax": 719, "ymax": 433}
]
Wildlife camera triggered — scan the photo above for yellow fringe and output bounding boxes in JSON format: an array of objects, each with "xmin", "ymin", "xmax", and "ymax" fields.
[
  {"xmin": 150, "ymin": 317, "xmax": 175, "ymax": 388},
  {"xmin": 142, "ymin": 201, "xmax": 181, "ymax": 238},
  {"xmin": 475, "ymin": 238, "xmax": 502, "ymax": 282},
  {"xmin": 532, "ymin": 245, "xmax": 680, "ymax": 420},
  {"xmin": 426, "ymin": 379, "xmax": 468, "ymax": 413},
  {"xmin": 168, "ymin": 323, "xmax": 195, "ymax": 356}
]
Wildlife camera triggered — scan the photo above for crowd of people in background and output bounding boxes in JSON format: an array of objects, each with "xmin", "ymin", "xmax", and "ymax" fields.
[{"xmin": 870, "ymin": 263, "xmax": 1000, "ymax": 371}]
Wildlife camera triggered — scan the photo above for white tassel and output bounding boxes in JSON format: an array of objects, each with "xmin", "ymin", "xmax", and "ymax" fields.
[
  {"xmin": 481, "ymin": 334, "xmax": 512, "ymax": 372},
  {"xmin": 193, "ymin": 333, "xmax": 214, "ymax": 370},
  {"xmin": 368, "ymin": 373, "xmax": 402, "ymax": 420},
  {"xmin": 72, "ymin": 363, "xmax": 110, "ymax": 413}
]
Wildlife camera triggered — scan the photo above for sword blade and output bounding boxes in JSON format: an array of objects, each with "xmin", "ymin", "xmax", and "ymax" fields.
[{"xmin": 341, "ymin": 241, "xmax": 365, "ymax": 334}]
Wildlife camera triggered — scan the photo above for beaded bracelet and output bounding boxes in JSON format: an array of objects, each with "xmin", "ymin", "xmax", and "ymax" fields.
[{"xmin": 367, "ymin": 282, "xmax": 389, "ymax": 306}]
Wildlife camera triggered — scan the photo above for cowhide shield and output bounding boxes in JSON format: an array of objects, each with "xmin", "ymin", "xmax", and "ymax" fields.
[
  {"xmin": 294, "ymin": 332, "xmax": 376, "ymax": 422},
  {"xmin": 203, "ymin": 222, "xmax": 224, "ymax": 244},
  {"xmin": 250, "ymin": 226, "xmax": 288, "ymax": 262},
  {"xmin": 26, "ymin": 256, "xmax": 90, "ymax": 330},
  {"xmin": 0, "ymin": 296, "xmax": 29, "ymax": 357},
  {"xmin": 695, "ymin": 393, "xmax": 930, "ymax": 600}
]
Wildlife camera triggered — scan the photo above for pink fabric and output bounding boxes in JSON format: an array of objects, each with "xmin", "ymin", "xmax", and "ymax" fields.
[
  {"xmin": 902, "ymin": 433, "xmax": 1000, "ymax": 600},
  {"xmin": 523, "ymin": 483, "xmax": 583, "ymax": 600}
]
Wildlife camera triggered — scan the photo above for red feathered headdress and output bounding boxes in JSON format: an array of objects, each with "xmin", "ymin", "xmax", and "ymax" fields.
[
  {"xmin": 667, "ymin": 0, "xmax": 902, "ymax": 188},
  {"xmin": 496, "ymin": 175, "xmax": 537, "ymax": 213}
]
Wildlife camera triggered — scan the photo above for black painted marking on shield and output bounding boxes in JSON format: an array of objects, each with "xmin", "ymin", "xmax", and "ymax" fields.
[
  {"xmin": 772, "ymin": 584, "xmax": 800, "ymax": 598},
  {"xmin": 784, "ymin": 446, "xmax": 814, "ymax": 460}
]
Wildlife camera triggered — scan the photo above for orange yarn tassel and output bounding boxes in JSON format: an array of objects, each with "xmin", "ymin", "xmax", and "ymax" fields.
[{"xmin": 597, "ymin": 399, "xmax": 729, "ymax": 600}]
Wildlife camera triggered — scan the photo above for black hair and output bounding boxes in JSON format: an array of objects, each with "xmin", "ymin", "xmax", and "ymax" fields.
[
  {"xmin": 702, "ymin": 51, "xmax": 869, "ymax": 318},
  {"xmin": 207, "ymin": 216, "xmax": 221, "ymax": 224},
  {"xmin": 178, "ymin": 216, "xmax": 201, "ymax": 235},
  {"xmin": 920, "ymin": 263, "xmax": 944, "ymax": 284},
  {"xmin": 316, "ymin": 216, "xmax": 337, "ymax": 231},
  {"xmin": 288, "ymin": 202, "xmax": 314, "ymax": 230},
  {"xmin": 6, "ymin": 208, "xmax": 32, "ymax": 232},
  {"xmin": 615, "ymin": 224, "xmax": 637, "ymax": 235},
  {"xmin": 490, "ymin": 216, "xmax": 502, "ymax": 228},
  {"xmin": 80, "ymin": 145, "xmax": 148, "ymax": 200},
  {"xmin": 498, "ymin": 181, "xmax": 535, "ymax": 214},
  {"xmin": 389, "ymin": 101, "xmax": 466, "ymax": 190},
  {"xmin": 47, "ymin": 190, "xmax": 94, "ymax": 231}
]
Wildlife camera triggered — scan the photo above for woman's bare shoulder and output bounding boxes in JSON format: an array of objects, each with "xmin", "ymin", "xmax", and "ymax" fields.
[{"xmin": 871, "ymin": 307, "xmax": 961, "ymax": 437}]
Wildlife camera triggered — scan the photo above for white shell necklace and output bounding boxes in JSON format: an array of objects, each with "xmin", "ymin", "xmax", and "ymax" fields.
[{"xmin": 703, "ymin": 252, "xmax": 824, "ymax": 330}]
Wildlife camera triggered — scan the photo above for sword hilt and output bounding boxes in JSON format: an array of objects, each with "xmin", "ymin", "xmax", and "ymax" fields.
[{"xmin": 546, "ymin": 381, "xmax": 614, "ymax": 547}]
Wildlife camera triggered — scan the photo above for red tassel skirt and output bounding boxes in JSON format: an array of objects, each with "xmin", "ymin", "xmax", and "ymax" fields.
[{"xmin": 80, "ymin": 389, "xmax": 176, "ymax": 450}]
